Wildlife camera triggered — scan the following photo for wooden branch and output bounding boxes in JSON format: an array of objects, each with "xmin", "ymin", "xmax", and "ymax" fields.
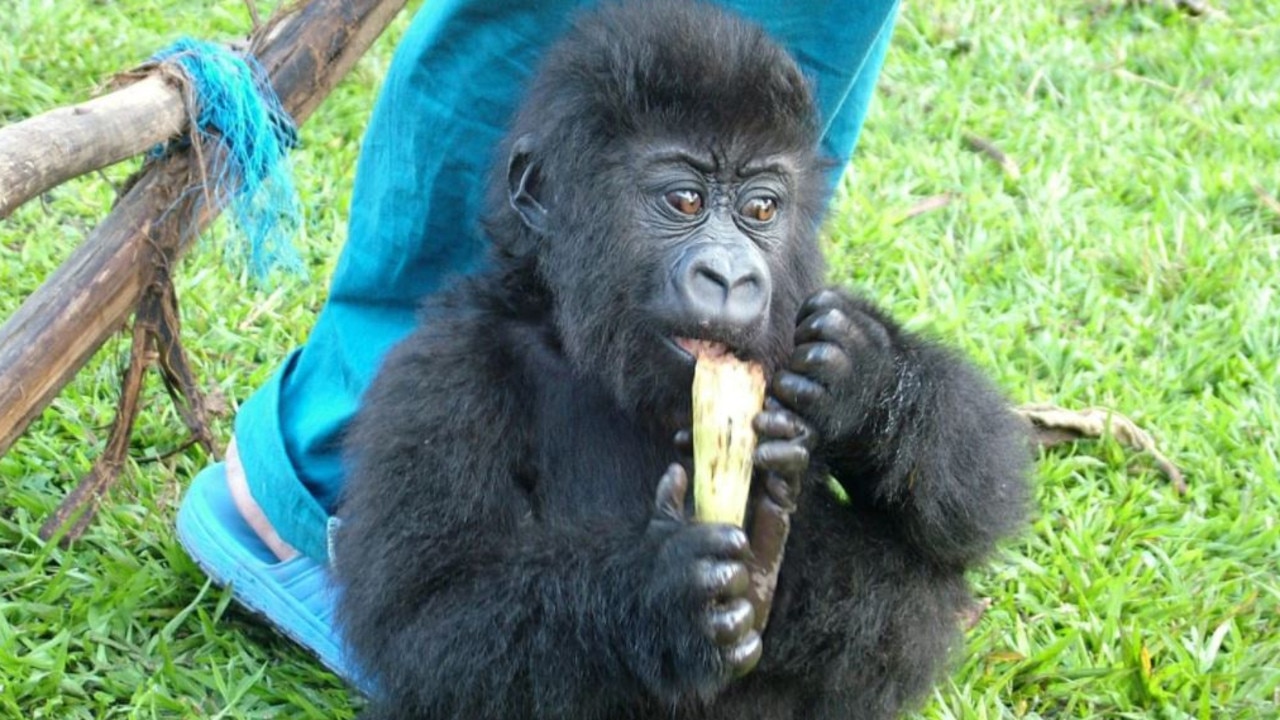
[
  {"xmin": 0, "ymin": 0, "xmax": 407, "ymax": 219},
  {"xmin": 0, "ymin": 0, "xmax": 408, "ymax": 458},
  {"xmin": 151, "ymin": 278, "xmax": 221, "ymax": 459},
  {"xmin": 252, "ymin": 0, "xmax": 408, "ymax": 127},
  {"xmin": 0, "ymin": 74, "xmax": 187, "ymax": 219},
  {"xmin": 0, "ymin": 158, "xmax": 199, "ymax": 458},
  {"xmin": 38, "ymin": 262, "xmax": 221, "ymax": 543},
  {"xmin": 38, "ymin": 279, "xmax": 166, "ymax": 543}
]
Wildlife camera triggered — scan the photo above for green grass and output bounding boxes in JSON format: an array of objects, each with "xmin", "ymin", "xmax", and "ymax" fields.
[{"xmin": 1, "ymin": 0, "xmax": 1277, "ymax": 717}]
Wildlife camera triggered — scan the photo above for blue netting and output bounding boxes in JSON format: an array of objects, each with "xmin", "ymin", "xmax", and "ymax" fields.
[{"xmin": 152, "ymin": 37, "xmax": 303, "ymax": 280}]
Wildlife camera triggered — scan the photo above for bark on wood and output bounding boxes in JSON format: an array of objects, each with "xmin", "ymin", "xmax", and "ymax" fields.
[
  {"xmin": 0, "ymin": 0, "xmax": 407, "ymax": 472},
  {"xmin": 0, "ymin": 75, "xmax": 187, "ymax": 218},
  {"xmin": 252, "ymin": 0, "xmax": 408, "ymax": 127},
  {"xmin": 37, "ymin": 265, "xmax": 219, "ymax": 542},
  {"xmin": 0, "ymin": 158, "xmax": 199, "ymax": 459}
]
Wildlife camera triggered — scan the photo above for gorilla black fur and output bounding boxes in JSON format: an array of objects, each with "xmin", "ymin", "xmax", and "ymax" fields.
[{"xmin": 334, "ymin": 3, "xmax": 1030, "ymax": 719}]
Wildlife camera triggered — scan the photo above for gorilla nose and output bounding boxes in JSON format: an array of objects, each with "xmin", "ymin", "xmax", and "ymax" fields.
[{"xmin": 676, "ymin": 245, "xmax": 771, "ymax": 329}]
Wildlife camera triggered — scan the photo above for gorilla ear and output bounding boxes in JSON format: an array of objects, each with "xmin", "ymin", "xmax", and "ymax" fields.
[{"xmin": 507, "ymin": 135, "xmax": 548, "ymax": 234}]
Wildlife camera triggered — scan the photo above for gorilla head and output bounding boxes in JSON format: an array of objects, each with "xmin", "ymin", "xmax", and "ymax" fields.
[{"xmin": 486, "ymin": 1, "xmax": 829, "ymax": 411}]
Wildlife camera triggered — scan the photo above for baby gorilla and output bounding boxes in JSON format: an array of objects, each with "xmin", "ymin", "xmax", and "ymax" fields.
[{"xmin": 334, "ymin": 2, "xmax": 1030, "ymax": 719}]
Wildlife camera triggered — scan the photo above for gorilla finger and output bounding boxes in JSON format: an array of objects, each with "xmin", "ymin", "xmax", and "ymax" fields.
[
  {"xmin": 852, "ymin": 312, "xmax": 893, "ymax": 352},
  {"xmin": 673, "ymin": 428, "xmax": 693, "ymax": 459},
  {"xmin": 789, "ymin": 342, "xmax": 853, "ymax": 384},
  {"xmin": 769, "ymin": 472, "xmax": 802, "ymax": 505},
  {"xmin": 654, "ymin": 463, "xmax": 688, "ymax": 522},
  {"xmin": 748, "ymin": 483, "xmax": 792, "ymax": 564},
  {"xmin": 694, "ymin": 558, "xmax": 749, "ymax": 600},
  {"xmin": 798, "ymin": 304, "xmax": 894, "ymax": 357},
  {"xmin": 705, "ymin": 597, "xmax": 755, "ymax": 645},
  {"xmin": 687, "ymin": 523, "xmax": 752, "ymax": 560},
  {"xmin": 797, "ymin": 288, "xmax": 845, "ymax": 323},
  {"xmin": 723, "ymin": 629, "xmax": 763, "ymax": 678},
  {"xmin": 771, "ymin": 370, "xmax": 825, "ymax": 412},
  {"xmin": 759, "ymin": 401, "xmax": 818, "ymax": 449},
  {"xmin": 753, "ymin": 406, "xmax": 806, "ymax": 441},
  {"xmin": 795, "ymin": 306, "xmax": 852, "ymax": 346},
  {"xmin": 754, "ymin": 441, "xmax": 809, "ymax": 478}
]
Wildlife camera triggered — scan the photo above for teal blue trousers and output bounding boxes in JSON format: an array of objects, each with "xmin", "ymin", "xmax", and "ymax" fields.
[{"xmin": 235, "ymin": 0, "xmax": 901, "ymax": 563}]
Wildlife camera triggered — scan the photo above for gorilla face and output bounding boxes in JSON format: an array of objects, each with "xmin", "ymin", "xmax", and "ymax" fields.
[
  {"xmin": 637, "ymin": 143, "xmax": 810, "ymax": 363},
  {"xmin": 493, "ymin": 2, "xmax": 828, "ymax": 415},
  {"xmin": 532, "ymin": 137, "xmax": 821, "ymax": 414},
  {"xmin": 640, "ymin": 146, "xmax": 784, "ymax": 344}
]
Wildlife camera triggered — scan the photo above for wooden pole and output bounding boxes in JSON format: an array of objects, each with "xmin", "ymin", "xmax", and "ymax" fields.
[
  {"xmin": 0, "ymin": 0, "xmax": 408, "ymax": 458},
  {"xmin": 0, "ymin": 75, "xmax": 187, "ymax": 218}
]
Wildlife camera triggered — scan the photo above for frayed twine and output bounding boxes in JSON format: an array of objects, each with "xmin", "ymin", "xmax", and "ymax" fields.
[{"xmin": 151, "ymin": 37, "xmax": 304, "ymax": 281}]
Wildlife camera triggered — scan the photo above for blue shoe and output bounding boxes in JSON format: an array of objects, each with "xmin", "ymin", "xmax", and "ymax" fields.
[{"xmin": 175, "ymin": 462, "xmax": 363, "ymax": 688}]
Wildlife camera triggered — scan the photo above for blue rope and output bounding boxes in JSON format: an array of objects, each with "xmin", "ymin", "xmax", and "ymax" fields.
[{"xmin": 152, "ymin": 38, "xmax": 304, "ymax": 280}]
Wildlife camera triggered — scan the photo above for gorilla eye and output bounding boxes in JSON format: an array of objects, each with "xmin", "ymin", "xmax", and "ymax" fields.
[
  {"xmin": 665, "ymin": 190, "xmax": 704, "ymax": 215},
  {"xmin": 741, "ymin": 197, "xmax": 777, "ymax": 222}
]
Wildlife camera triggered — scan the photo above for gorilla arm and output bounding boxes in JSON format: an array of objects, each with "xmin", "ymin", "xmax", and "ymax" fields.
[
  {"xmin": 771, "ymin": 290, "xmax": 1030, "ymax": 569},
  {"xmin": 334, "ymin": 326, "xmax": 762, "ymax": 717}
]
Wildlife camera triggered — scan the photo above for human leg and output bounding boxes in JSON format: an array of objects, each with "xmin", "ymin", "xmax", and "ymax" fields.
[{"xmin": 178, "ymin": 0, "xmax": 616, "ymax": 684}]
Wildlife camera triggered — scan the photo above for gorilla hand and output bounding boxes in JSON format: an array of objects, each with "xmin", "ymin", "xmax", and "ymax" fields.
[
  {"xmin": 646, "ymin": 464, "xmax": 763, "ymax": 685},
  {"xmin": 744, "ymin": 400, "xmax": 813, "ymax": 632},
  {"xmin": 772, "ymin": 289, "xmax": 898, "ymax": 443}
]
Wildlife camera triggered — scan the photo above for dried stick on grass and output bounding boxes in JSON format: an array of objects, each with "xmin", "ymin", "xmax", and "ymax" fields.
[
  {"xmin": 962, "ymin": 132, "xmax": 1022, "ymax": 180},
  {"xmin": 1253, "ymin": 184, "xmax": 1280, "ymax": 220},
  {"xmin": 897, "ymin": 193, "xmax": 955, "ymax": 223},
  {"xmin": 1015, "ymin": 403, "xmax": 1186, "ymax": 493}
]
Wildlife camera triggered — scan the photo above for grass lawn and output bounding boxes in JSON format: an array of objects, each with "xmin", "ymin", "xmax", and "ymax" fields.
[{"xmin": 2, "ymin": 0, "xmax": 1277, "ymax": 717}]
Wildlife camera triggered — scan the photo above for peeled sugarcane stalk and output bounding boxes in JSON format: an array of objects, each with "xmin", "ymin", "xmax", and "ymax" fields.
[{"xmin": 691, "ymin": 355, "xmax": 767, "ymax": 527}]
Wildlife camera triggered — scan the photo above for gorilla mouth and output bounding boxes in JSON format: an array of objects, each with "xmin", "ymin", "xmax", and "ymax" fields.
[{"xmin": 673, "ymin": 337, "xmax": 733, "ymax": 362}]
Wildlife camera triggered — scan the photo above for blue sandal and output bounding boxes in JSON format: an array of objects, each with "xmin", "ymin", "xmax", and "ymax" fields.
[{"xmin": 175, "ymin": 463, "xmax": 364, "ymax": 688}]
